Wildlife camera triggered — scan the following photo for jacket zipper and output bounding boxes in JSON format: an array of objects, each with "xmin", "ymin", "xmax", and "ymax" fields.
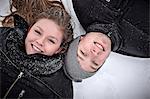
[
  {"xmin": 17, "ymin": 90, "xmax": 25, "ymax": 99},
  {"xmin": 3, "ymin": 72, "xmax": 24, "ymax": 99},
  {"xmin": 1, "ymin": 49, "xmax": 62, "ymax": 98}
]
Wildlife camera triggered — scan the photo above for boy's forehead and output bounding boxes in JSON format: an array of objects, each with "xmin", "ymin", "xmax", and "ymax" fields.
[
  {"xmin": 48, "ymin": 0, "xmax": 61, "ymax": 1},
  {"xmin": 85, "ymin": 33, "xmax": 98, "ymax": 38}
]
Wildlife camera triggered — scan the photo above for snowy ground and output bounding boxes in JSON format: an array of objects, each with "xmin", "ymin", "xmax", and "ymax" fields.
[
  {"xmin": 73, "ymin": 52, "xmax": 150, "ymax": 99},
  {"xmin": 1, "ymin": 1, "xmax": 150, "ymax": 99}
]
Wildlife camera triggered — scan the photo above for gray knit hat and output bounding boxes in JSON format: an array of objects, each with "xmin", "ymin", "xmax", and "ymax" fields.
[{"xmin": 64, "ymin": 37, "xmax": 95, "ymax": 82}]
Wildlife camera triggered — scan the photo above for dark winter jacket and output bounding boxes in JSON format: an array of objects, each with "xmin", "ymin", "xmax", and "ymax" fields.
[
  {"xmin": 0, "ymin": 15, "xmax": 73, "ymax": 99},
  {"xmin": 72, "ymin": 0, "xmax": 149, "ymax": 58}
]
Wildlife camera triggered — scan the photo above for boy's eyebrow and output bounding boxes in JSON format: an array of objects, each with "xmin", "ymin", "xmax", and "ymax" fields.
[
  {"xmin": 92, "ymin": 61, "xmax": 99, "ymax": 66},
  {"xmin": 90, "ymin": 65, "xmax": 98, "ymax": 71}
]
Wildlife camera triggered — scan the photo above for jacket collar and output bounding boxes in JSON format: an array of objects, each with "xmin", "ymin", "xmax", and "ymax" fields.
[{"xmin": 4, "ymin": 28, "xmax": 63, "ymax": 76}]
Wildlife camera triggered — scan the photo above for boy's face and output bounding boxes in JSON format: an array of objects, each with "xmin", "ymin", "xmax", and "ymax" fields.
[
  {"xmin": 77, "ymin": 32, "xmax": 111, "ymax": 72},
  {"xmin": 25, "ymin": 19, "xmax": 63, "ymax": 56}
]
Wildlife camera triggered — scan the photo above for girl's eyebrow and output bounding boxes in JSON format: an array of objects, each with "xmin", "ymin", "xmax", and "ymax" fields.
[
  {"xmin": 49, "ymin": 36, "xmax": 58, "ymax": 42},
  {"xmin": 36, "ymin": 26, "xmax": 58, "ymax": 42},
  {"xmin": 36, "ymin": 26, "xmax": 44, "ymax": 32}
]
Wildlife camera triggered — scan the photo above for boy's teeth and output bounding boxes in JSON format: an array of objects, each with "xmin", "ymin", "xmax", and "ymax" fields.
[{"xmin": 95, "ymin": 43, "xmax": 103, "ymax": 51}]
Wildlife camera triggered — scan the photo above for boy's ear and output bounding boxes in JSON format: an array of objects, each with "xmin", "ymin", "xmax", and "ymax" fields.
[{"xmin": 80, "ymin": 35, "xmax": 84, "ymax": 40}]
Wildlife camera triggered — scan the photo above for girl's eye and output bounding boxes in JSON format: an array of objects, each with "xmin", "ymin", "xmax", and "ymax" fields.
[
  {"xmin": 48, "ymin": 39, "xmax": 55, "ymax": 44},
  {"xmin": 35, "ymin": 30, "xmax": 41, "ymax": 35}
]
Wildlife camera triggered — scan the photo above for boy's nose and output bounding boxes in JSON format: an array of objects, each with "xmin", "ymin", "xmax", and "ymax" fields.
[{"xmin": 90, "ymin": 46, "xmax": 101, "ymax": 56}]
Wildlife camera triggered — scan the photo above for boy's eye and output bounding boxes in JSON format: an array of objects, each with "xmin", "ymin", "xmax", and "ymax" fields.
[
  {"xmin": 80, "ymin": 50, "xmax": 87, "ymax": 56},
  {"xmin": 35, "ymin": 30, "xmax": 41, "ymax": 35}
]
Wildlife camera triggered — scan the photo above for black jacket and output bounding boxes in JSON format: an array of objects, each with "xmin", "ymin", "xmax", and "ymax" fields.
[
  {"xmin": 72, "ymin": 0, "xmax": 149, "ymax": 58},
  {"xmin": 0, "ymin": 15, "xmax": 73, "ymax": 99}
]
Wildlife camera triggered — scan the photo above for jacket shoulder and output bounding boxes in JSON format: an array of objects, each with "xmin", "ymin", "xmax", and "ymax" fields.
[
  {"xmin": 0, "ymin": 27, "xmax": 13, "ymax": 48},
  {"xmin": 42, "ymin": 68, "xmax": 73, "ymax": 98}
]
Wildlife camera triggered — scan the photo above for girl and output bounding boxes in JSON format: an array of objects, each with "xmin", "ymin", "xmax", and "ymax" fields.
[{"xmin": 0, "ymin": 1, "xmax": 73, "ymax": 98}]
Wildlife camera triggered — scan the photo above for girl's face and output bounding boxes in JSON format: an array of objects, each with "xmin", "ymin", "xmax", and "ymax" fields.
[
  {"xmin": 25, "ymin": 19, "xmax": 63, "ymax": 56},
  {"xmin": 77, "ymin": 32, "xmax": 111, "ymax": 72}
]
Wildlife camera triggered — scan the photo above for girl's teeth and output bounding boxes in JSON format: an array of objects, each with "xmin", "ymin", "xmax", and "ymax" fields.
[{"xmin": 33, "ymin": 45, "xmax": 41, "ymax": 52}]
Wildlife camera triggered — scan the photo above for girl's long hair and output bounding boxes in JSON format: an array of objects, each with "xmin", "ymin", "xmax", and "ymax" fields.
[{"xmin": 3, "ymin": 0, "xmax": 73, "ymax": 53}]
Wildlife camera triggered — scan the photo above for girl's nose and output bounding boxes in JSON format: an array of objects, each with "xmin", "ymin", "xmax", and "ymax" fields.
[{"xmin": 36, "ymin": 37, "xmax": 44, "ymax": 46}]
